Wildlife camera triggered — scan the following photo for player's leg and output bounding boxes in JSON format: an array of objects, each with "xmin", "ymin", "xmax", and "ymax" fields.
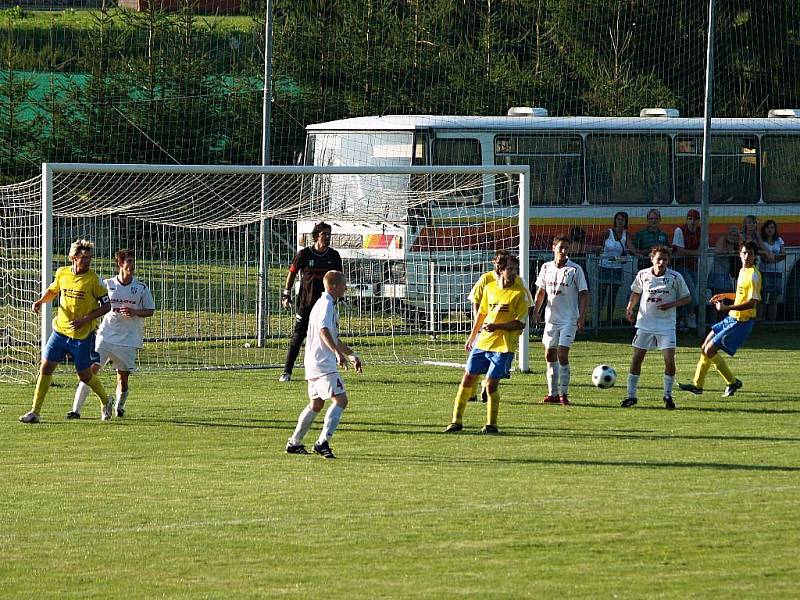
[
  {"xmin": 555, "ymin": 325, "xmax": 577, "ymax": 405},
  {"xmin": 661, "ymin": 344, "xmax": 677, "ymax": 409},
  {"xmin": 446, "ymin": 349, "xmax": 486, "ymax": 431},
  {"xmin": 21, "ymin": 332, "xmax": 67, "ymax": 422},
  {"xmin": 72, "ymin": 340, "xmax": 109, "ymax": 417},
  {"xmin": 115, "ymin": 371, "xmax": 131, "ymax": 417},
  {"xmin": 482, "ymin": 352, "xmax": 513, "ymax": 433},
  {"xmin": 281, "ymin": 306, "xmax": 312, "ymax": 380},
  {"xmin": 287, "ymin": 389, "xmax": 325, "ymax": 453},
  {"xmin": 622, "ymin": 332, "xmax": 649, "ymax": 407},
  {"xmin": 541, "ymin": 324, "xmax": 560, "ymax": 404},
  {"xmin": 316, "ymin": 379, "xmax": 348, "ymax": 449},
  {"xmin": 679, "ymin": 327, "xmax": 719, "ymax": 394},
  {"xmin": 72, "ymin": 335, "xmax": 112, "ymax": 419}
]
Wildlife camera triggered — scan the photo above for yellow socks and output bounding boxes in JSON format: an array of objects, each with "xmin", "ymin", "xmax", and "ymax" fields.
[
  {"xmin": 470, "ymin": 379, "xmax": 481, "ymax": 400},
  {"xmin": 86, "ymin": 374, "xmax": 109, "ymax": 407},
  {"xmin": 452, "ymin": 383, "xmax": 472, "ymax": 424},
  {"xmin": 693, "ymin": 353, "xmax": 711, "ymax": 388},
  {"xmin": 710, "ymin": 354, "xmax": 735, "ymax": 385},
  {"xmin": 486, "ymin": 388, "xmax": 500, "ymax": 426},
  {"xmin": 32, "ymin": 373, "xmax": 53, "ymax": 414}
]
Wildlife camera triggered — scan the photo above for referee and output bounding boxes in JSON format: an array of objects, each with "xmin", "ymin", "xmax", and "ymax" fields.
[{"xmin": 279, "ymin": 221, "xmax": 342, "ymax": 382}]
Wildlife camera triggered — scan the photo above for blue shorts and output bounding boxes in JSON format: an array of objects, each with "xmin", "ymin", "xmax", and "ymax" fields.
[
  {"xmin": 465, "ymin": 348, "xmax": 514, "ymax": 380},
  {"xmin": 710, "ymin": 316, "xmax": 754, "ymax": 356},
  {"xmin": 43, "ymin": 331, "xmax": 100, "ymax": 371}
]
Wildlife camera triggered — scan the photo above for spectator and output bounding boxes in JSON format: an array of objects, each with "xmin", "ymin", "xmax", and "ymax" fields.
[
  {"xmin": 672, "ymin": 209, "xmax": 702, "ymax": 329},
  {"xmin": 759, "ymin": 219, "xmax": 786, "ymax": 322},
  {"xmin": 708, "ymin": 226, "xmax": 741, "ymax": 321},
  {"xmin": 598, "ymin": 211, "xmax": 630, "ymax": 324},
  {"xmin": 629, "ymin": 208, "xmax": 669, "ymax": 269}
]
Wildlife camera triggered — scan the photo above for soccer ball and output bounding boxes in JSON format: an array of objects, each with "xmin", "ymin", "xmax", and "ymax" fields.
[{"xmin": 592, "ymin": 365, "xmax": 617, "ymax": 389}]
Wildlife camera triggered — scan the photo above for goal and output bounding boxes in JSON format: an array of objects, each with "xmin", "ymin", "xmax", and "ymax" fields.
[{"xmin": 0, "ymin": 163, "xmax": 531, "ymax": 383}]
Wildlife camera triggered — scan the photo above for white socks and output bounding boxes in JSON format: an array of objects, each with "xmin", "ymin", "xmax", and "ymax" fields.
[
  {"xmin": 288, "ymin": 406, "xmax": 318, "ymax": 446},
  {"xmin": 319, "ymin": 404, "xmax": 345, "ymax": 443},
  {"xmin": 626, "ymin": 373, "xmax": 640, "ymax": 399},
  {"xmin": 73, "ymin": 382, "xmax": 91, "ymax": 414},
  {"xmin": 558, "ymin": 363, "xmax": 571, "ymax": 396},
  {"xmin": 546, "ymin": 361, "xmax": 559, "ymax": 396},
  {"xmin": 663, "ymin": 374, "xmax": 675, "ymax": 397}
]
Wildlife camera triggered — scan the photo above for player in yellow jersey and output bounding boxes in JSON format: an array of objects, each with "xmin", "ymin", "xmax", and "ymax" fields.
[
  {"xmin": 19, "ymin": 240, "xmax": 113, "ymax": 423},
  {"xmin": 465, "ymin": 250, "xmax": 509, "ymax": 403},
  {"xmin": 445, "ymin": 254, "xmax": 530, "ymax": 434},
  {"xmin": 679, "ymin": 241, "xmax": 761, "ymax": 398}
]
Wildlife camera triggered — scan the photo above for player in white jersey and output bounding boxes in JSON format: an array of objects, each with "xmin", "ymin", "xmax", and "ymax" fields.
[
  {"xmin": 621, "ymin": 245, "xmax": 691, "ymax": 410},
  {"xmin": 70, "ymin": 249, "xmax": 156, "ymax": 419},
  {"xmin": 533, "ymin": 235, "xmax": 589, "ymax": 406},
  {"xmin": 286, "ymin": 270, "xmax": 362, "ymax": 459}
]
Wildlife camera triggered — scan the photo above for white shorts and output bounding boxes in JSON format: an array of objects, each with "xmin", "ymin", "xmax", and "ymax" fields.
[
  {"xmin": 307, "ymin": 371, "xmax": 346, "ymax": 401},
  {"xmin": 632, "ymin": 330, "xmax": 676, "ymax": 351},
  {"xmin": 541, "ymin": 322, "xmax": 578, "ymax": 349},
  {"xmin": 95, "ymin": 340, "xmax": 138, "ymax": 372}
]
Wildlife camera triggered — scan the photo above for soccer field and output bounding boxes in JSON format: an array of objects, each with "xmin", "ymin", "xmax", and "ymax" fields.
[{"xmin": 2, "ymin": 329, "xmax": 799, "ymax": 598}]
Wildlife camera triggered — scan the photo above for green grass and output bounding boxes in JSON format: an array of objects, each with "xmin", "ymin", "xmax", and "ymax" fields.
[{"xmin": 1, "ymin": 330, "xmax": 799, "ymax": 598}]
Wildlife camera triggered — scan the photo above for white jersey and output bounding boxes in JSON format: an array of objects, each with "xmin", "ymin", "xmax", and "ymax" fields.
[
  {"xmin": 535, "ymin": 259, "xmax": 588, "ymax": 326},
  {"xmin": 304, "ymin": 291, "xmax": 340, "ymax": 379},
  {"xmin": 630, "ymin": 267, "xmax": 690, "ymax": 333},
  {"xmin": 96, "ymin": 276, "xmax": 155, "ymax": 348}
]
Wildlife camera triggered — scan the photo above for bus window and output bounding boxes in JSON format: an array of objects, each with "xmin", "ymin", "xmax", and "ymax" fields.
[
  {"xmin": 430, "ymin": 138, "xmax": 482, "ymax": 205},
  {"xmin": 762, "ymin": 135, "xmax": 800, "ymax": 203},
  {"xmin": 304, "ymin": 132, "xmax": 415, "ymax": 221},
  {"xmin": 494, "ymin": 135, "xmax": 583, "ymax": 206},
  {"xmin": 585, "ymin": 134, "xmax": 672, "ymax": 205},
  {"xmin": 675, "ymin": 135, "xmax": 759, "ymax": 204}
]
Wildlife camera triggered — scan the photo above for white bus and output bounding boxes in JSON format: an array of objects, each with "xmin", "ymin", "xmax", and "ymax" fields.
[{"xmin": 296, "ymin": 108, "xmax": 800, "ymax": 322}]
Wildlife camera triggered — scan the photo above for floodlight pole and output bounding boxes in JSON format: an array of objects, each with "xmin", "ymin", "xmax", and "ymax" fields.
[
  {"xmin": 256, "ymin": 0, "xmax": 274, "ymax": 347},
  {"xmin": 697, "ymin": 0, "xmax": 715, "ymax": 334}
]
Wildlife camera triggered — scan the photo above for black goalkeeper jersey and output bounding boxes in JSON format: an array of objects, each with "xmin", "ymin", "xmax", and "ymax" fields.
[{"xmin": 289, "ymin": 246, "xmax": 343, "ymax": 309}]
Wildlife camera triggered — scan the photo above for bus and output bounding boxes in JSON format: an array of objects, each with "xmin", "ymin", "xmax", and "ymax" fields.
[{"xmin": 295, "ymin": 108, "xmax": 800, "ymax": 323}]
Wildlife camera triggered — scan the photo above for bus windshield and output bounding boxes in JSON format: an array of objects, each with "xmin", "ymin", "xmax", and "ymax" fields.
[{"xmin": 305, "ymin": 132, "xmax": 415, "ymax": 221}]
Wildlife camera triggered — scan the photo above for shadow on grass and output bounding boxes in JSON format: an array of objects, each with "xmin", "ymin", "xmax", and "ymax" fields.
[{"xmin": 354, "ymin": 454, "xmax": 800, "ymax": 472}]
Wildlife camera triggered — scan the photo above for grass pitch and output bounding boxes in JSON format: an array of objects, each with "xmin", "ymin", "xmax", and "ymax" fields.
[{"xmin": 1, "ymin": 328, "xmax": 799, "ymax": 598}]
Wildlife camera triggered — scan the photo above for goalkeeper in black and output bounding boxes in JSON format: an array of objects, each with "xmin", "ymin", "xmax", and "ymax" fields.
[{"xmin": 279, "ymin": 222, "xmax": 342, "ymax": 382}]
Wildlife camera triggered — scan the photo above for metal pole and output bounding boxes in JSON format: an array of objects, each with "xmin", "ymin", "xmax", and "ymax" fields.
[
  {"xmin": 429, "ymin": 260, "xmax": 437, "ymax": 338},
  {"xmin": 697, "ymin": 0, "xmax": 715, "ymax": 334},
  {"xmin": 41, "ymin": 163, "xmax": 54, "ymax": 354},
  {"xmin": 256, "ymin": 0, "xmax": 273, "ymax": 347},
  {"xmin": 518, "ymin": 170, "xmax": 530, "ymax": 373}
]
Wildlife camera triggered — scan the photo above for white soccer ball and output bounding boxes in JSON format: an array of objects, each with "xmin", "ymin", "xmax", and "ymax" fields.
[
  {"xmin": 243, "ymin": 342, "xmax": 251, "ymax": 349},
  {"xmin": 592, "ymin": 365, "xmax": 617, "ymax": 389}
]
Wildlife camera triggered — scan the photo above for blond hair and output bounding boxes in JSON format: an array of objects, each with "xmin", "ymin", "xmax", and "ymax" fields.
[
  {"xmin": 323, "ymin": 270, "xmax": 346, "ymax": 290},
  {"xmin": 69, "ymin": 239, "xmax": 95, "ymax": 258}
]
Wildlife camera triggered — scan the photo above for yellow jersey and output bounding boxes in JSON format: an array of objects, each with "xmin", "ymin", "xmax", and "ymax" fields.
[
  {"xmin": 48, "ymin": 266, "xmax": 109, "ymax": 339},
  {"xmin": 476, "ymin": 276, "xmax": 531, "ymax": 353},
  {"xmin": 730, "ymin": 266, "xmax": 761, "ymax": 322},
  {"xmin": 468, "ymin": 271, "xmax": 497, "ymax": 305}
]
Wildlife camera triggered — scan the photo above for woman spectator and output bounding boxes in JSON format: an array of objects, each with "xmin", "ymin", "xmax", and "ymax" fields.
[
  {"xmin": 759, "ymin": 219, "xmax": 786, "ymax": 322},
  {"xmin": 710, "ymin": 226, "xmax": 742, "ymax": 292},
  {"xmin": 598, "ymin": 212, "xmax": 630, "ymax": 324}
]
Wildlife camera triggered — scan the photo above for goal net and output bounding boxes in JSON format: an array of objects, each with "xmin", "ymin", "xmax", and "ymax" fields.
[{"xmin": 0, "ymin": 163, "xmax": 530, "ymax": 383}]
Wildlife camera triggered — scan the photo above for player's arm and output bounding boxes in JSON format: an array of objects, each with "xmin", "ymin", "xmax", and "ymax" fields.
[
  {"xmin": 625, "ymin": 291, "xmax": 641, "ymax": 324},
  {"xmin": 532, "ymin": 287, "xmax": 546, "ymax": 324},
  {"xmin": 483, "ymin": 319, "xmax": 524, "ymax": 332},
  {"xmin": 32, "ymin": 288, "xmax": 58, "ymax": 314},
  {"xmin": 320, "ymin": 327, "xmax": 362, "ymax": 373},
  {"xmin": 717, "ymin": 294, "xmax": 757, "ymax": 314},
  {"xmin": 282, "ymin": 252, "xmax": 303, "ymax": 309},
  {"xmin": 660, "ymin": 294, "xmax": 692, "ymax": 311},
  {"xmin": 577, "ymin": 289, "xmax": 589, "ymax": 331},
  {"xmin": 70, "ymin": 295, "xmax": 111, "ymax": 330},
  {"xmin": 465, "ymin": 313, "xmax": 486, "ymax": 352}
]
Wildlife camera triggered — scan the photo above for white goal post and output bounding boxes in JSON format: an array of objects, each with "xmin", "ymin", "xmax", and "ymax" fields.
[{"xmin": 5, "ymin": 162, "xmax": 531, "ymax": 382}]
